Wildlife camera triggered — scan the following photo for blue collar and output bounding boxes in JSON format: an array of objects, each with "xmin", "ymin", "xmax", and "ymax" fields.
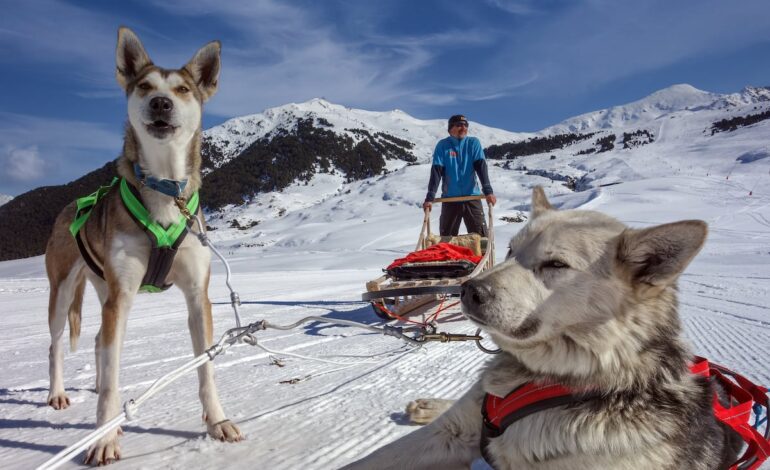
[{"xmin": 133, "ymin": 163, "xmax": 188, "ymax": 198}]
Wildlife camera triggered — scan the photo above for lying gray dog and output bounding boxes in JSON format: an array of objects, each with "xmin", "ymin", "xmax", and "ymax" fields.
[{"xmin": 345, "ymin": 187, "xmax": 742, "ymax": 470}]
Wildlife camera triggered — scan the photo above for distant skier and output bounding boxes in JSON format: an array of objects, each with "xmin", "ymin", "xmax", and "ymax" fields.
[{"xmin": 423, "ymin": 114, "xmax": 496, "ymax": 236}]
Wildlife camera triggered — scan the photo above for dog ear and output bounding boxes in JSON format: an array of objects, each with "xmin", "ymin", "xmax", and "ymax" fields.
[
  {"xmin": 616, "ymin": 220, "xmax": 707, "ymax": 288},
  {"xmin": 184, "ymin": 41, "xmax": 221, "ymax": 101},
  {"xmin": 116, "ymin": 27, "xmax": 153, "ymax": 90},
  {"xmin": 530, "ymin": 186, "xmax": 553, "ymax": 218}
]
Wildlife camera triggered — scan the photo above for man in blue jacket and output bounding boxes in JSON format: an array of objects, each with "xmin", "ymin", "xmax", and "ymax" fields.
[{"xmin": 423, "ymin": 114, "xmax": 496, "ymax": 236}]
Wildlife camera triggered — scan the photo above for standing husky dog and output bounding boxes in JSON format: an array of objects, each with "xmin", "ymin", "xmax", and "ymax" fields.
[
  {"xmin": 45, "ymin": 27, "xmax": 242, "ymax": 465},
  {"xmin": 346, "ymin": 187, "xmax": 741, "ymax": 469}
]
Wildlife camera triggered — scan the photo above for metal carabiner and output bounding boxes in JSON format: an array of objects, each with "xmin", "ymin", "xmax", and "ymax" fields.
[{"xmin": 474, "ymin": 328, "xmax": 501, "ymax": 355}]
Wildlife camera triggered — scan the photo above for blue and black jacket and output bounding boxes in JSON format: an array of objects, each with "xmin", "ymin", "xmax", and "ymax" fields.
[{"xmin": 425, "ymin": 136, "xmax": 493, "ymax": 202}]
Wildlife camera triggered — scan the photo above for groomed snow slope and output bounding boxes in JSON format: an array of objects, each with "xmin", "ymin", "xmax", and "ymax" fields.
[{"xmin": 1, "ymin": 85, "xmax": 769, "ymax": 469}]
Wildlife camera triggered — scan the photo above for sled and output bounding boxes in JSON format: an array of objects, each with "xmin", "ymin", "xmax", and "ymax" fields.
[{"xmin": 363, "ymin": 195, "xmax": 495, "ymax": 320}]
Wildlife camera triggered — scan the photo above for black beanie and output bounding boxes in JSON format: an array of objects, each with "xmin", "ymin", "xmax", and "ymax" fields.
[{"xmin": 448, "ymin": 114, "xmax": 468, "ymax": 130}]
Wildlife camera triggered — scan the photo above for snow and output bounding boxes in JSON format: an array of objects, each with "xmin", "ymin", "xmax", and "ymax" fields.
[
  {"xmin": 202, "ymin": 97, "xmax": 530, "ymax": 173},
  {"xmin": 1, "ymin": 85, "xmax": 769, "ymax": 469},
  {"xmin": 0, "ymin": 194, "xmax": 12, "ymax": 207}
]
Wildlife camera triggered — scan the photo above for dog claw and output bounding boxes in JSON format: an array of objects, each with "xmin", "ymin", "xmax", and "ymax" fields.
[
  {"xmin": 47, "ymin": 393, "xmax": 71, "ymax": 410},
  {"xmin": 84, "ymin": 433, "xmax": 121, "ymax": 466},
  {"xmin": 406, "ymin": 398, "xmax": 454, "ymax": 425},
  {"xmin": 207, "ymin": 419, "xmax": 243, "ymax": 443}
]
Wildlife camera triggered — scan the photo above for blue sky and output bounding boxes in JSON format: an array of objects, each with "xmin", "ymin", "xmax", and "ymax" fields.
[{"xmin": 1, "ymin": 0, "xmax": 770, "ymax": 196}]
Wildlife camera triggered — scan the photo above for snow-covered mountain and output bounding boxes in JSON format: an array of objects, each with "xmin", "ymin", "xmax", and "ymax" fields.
[
  {"xmin": 202, "ymin": 98, "xmax": 529, "ymax": 172},
  {"xmin": 1, "ymin": 85, "xmax": 770, "ymax": 469},
  {"xmin": 2, "ymin": 84, "xmax": 769, "ymax": 263},
  {"xmin": 545, "ymin": 84, "xmax": 770, "ymax": 134},
  {"xmin": 196, "ymin": 84, "xmax": 770, "ymax": 267}
]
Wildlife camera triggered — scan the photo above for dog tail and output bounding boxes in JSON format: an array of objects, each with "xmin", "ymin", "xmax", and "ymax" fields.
[{"xmin": 68, "ymin": 275, "xmax": 85, "ymax": 352}]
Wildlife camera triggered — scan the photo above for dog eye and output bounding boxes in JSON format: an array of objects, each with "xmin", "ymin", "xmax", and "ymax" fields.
[
  {"xmin": 541, "ymin": 260, "xmax": 569, "ymax": 269},
  {"xmin": 176, "ymin": 85, "xmax": 190, "ymax": 94},
  {"xmin": 137, "ymin": 82, "xmax": 152, "ymax": 90}
]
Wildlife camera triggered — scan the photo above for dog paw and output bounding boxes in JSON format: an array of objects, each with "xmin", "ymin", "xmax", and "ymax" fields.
[
  {"xmin": 47, "ymin": 392, "xmax": 70, "ymax": 410},
  {"xmin": 406, "ymin": 398, "xmax": 455, "ymax": 425},
  {"xmin": 84, "ymin": 433, "xmax": 121, "ymax": 466},
  {"xmin": 207, "ymin": 419, "xmax": 243, "ymax": 442}
]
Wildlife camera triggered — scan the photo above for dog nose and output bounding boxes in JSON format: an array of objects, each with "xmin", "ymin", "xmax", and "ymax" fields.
[
  {"xmin": 461, "ymin": 280, "xmax": 494, "ymax": 308},
  {"xmin": 150, "ymin": 96, "xmax": 173, "ymax": 113}
]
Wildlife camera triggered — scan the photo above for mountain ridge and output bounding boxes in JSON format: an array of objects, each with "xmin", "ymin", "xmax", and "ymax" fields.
[{"xmin": 1, "ymin": 83, "xmax": 769, "ymax": 261}]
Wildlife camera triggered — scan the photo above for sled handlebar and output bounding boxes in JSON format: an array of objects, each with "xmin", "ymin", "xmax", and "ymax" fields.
[{"xmin": 431, "ymin": 195, "xmax": 486, "ymax": 203}]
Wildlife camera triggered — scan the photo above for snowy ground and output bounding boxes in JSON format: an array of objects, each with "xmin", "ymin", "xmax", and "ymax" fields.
[
  {"xmin": 1, "ymin": 171, "xmax": 769, "ymax": 469},
  {"xmin": 2, "ymin": 86, "xmax": 770, "ymax": 468}
]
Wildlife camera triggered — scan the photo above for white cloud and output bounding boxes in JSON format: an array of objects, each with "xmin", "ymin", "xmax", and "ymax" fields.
[
  {"xmin": 0, "ymin": 0, "xmax": 115, "ymax": 69},
  {"xmin": 492, "ymin": 0, "xmax": 770, "ymax": 94},
  {"xmin": 484, "ymin": 0, "xmax": 540, "ymax": 15},
  {"xmin": 0, "ymin": 112, "xmax": 121, "ymax": 189},
  {"xmin": 143, "ymin": 0, "xmax": 512, "ymax": 116},
  {"xmin": 0, "ymin": 113, "xmax": 120, "ymax": 153},
  {"xmin": 1, "ymin": 146, "xmax": 45, "ymax": 182}
]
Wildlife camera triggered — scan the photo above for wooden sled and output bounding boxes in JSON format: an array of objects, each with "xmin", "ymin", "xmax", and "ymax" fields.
[{"xmin": 363, "ymin": 195, "xmax": 495, "ymax": 320}]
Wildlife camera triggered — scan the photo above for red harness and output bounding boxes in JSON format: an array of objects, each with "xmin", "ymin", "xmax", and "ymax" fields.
[{"xmin": 481, "ymin": 357, "xmax": 770, "ymax": 469}]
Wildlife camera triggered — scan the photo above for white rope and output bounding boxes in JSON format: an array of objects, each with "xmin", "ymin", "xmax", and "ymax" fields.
[
  {"xmin": 36, "ymin": 317, "xmax": 422, "ymax": 470},
  {"xmin": 37, "ymin": 357, "xmax": 203, "ymax": 470},
  {"xmin": 188, "ymin": 214, "xmax": 243, "ymax": 327},
  {"xmin": 256, "ymin": 316, "xmax": 423, "ymax": 365},
  {"xmin": 39, "ymin": 209, "xmax": 433, "ymax": 469},
  {"xmin": 37, "ymin": 331, "xmax": 239, "ymax": 470},
  {"xmin": 250, "ymin": 335, "xmax": 421, "ymax": 366}
]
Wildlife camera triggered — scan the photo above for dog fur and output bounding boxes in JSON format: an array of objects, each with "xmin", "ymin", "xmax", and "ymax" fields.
[
  {"xmin": 345, "ymin": 187, "xmax": 742, "ymax": 469},
  {"xmin": 45, "ymin": 27, "xmax": 242, "ymax": 465}
]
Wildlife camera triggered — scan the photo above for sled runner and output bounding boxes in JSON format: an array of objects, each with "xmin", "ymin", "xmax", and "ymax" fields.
[{"xmin": 363, "ymin": 195, "xmax": 494, "ymax": 320}]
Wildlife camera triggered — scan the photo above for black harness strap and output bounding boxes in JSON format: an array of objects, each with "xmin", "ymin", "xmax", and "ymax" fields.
[
  {"xmin": 72, "ymin": 184, "xmax": 115, "ymax": 281},
  {"xmin": 73, "ymin": 179, "xmax": 196, "ymax": 292},
  {"xmin": 121, "ymin": 181, "xmax": 194, "ymax": 292},
  {"xmin": 75, "ymin": 230, "xmax": 105, "ymax": 280},
  {"xmin": 480, "ymin": 388, "xmax": 602, "ymax": 469}
]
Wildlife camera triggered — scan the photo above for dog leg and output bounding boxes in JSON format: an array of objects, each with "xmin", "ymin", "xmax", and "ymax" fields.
[
  {"xmin": 93, "ymin": 329, "xmax": 101, "ymax": 393},
  {"xmin": 406, "ymin": 398, "xmax": 456, "ymax": 425},
  {"xmin": 47, "ymin": 269, "xmax": 81, "ymax": 409},
  {"xmin": 344, "ymin": 383, "xmax": 484, "ymax": 469},
  {"xmin": 85, "ymin": 276, "xmax": 137, "ymax": 465},
  {"xmin": 181, "ymin": 273, "xmax": 243, "ymax": 443},
  {"xmin": 91, "ymin": 280, "xmax": 107, "ymax": 393}
]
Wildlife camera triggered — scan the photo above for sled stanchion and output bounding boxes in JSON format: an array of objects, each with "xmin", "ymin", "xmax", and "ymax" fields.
[{"xmin": 364, "ymin": 195, "xmax": 495, "ymax": 319}]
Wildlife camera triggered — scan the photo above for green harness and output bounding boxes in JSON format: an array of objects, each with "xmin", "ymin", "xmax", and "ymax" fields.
[{"xmin": 69, "ymin": 178, "xmax": 200, "ymax": 293}]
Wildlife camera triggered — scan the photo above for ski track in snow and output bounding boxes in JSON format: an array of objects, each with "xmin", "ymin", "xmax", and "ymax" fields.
[
  {"xmin": 2, "ymin": 90, "xmax": 770, "ymax": 468},
  {"xmin": 0, "ymin": 264, "xmax": 768, "ymax": 469}
]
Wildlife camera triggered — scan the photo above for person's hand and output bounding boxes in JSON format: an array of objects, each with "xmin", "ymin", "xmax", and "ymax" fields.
[
  {"xmin": 486, "ymin": 194, "xmax": 497, "ymax": 206},
  {"xmin": 423, "ymin": 201, "xmax": 432, "ymax": 211}
]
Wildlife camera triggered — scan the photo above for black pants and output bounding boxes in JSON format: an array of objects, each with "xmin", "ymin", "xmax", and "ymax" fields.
[{"xmin": 439, "ymin": 200, "xmax": 488, "ymax": 237}]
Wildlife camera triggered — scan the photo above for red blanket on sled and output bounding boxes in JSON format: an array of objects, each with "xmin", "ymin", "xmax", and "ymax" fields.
[{"xmin": 387, "ymin": 242, "xmax": 482, "ymax": 270}]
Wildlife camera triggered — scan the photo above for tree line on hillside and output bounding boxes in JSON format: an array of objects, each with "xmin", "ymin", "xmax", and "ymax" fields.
[
  {"xmin": 710, "ymin": 109, "xmax": 770, "ymax": 135},
  {"xmin": 201, "ymin": 118, "xmax": 416, "ymax": 210},
  {"xmin": 0, "ymin": 161, "xmax": 117, "ymax": 261},
  {"xmin": 485, "ymin": 132, "xmax": 596, "ymax": 160},
  {"xmin": 622, "ymin": 130, "xmax": 654, "ymax": 149}
]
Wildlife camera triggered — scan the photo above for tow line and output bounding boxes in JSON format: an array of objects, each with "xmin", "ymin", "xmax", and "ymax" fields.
[{"xmin": 37, "ymin": 208, "xmax": 498, "ymax": 470}]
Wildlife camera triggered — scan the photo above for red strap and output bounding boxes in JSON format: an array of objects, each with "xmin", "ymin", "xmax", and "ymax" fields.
[
  {"xmin": 485, "ymin": 383, "xmax": 575, "ymax": 428},
  {"xmin": 690, "ymin": 357, "xmax": 770, "ymax": 470},
  {"xmin": 484, "ymin": 359, "xmax": 768, "ymax": 469}
]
